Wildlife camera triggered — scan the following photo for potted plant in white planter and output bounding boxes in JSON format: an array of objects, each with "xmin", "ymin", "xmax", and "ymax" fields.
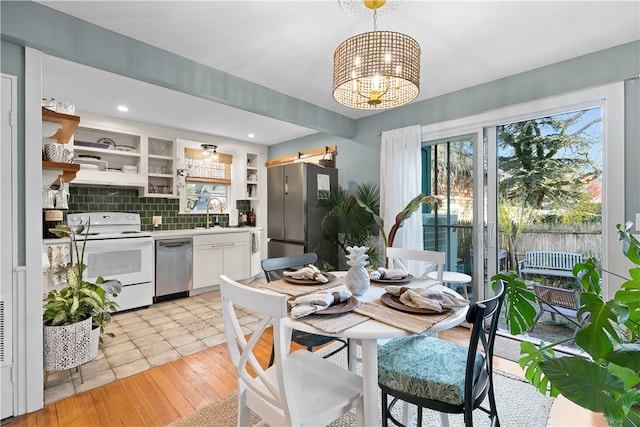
[{"xmin": 44, "ymin": 221, "xmax": 121, "ymax": 374}]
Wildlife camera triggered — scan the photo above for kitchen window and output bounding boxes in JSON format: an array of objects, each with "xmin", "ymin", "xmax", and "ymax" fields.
[
  {"xmin": 185, "ymin": 182, "xmax": 228, "ymax": 213},
  {"xmin": 180, "ymin": 146, "xmax": 232, "ymax": 213}
]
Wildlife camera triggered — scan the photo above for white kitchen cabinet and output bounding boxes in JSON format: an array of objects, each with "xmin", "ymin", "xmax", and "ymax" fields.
[
  {"xmin": 144, "ymin": 137, "xmax": 176, "ymax": 198},
  {"xmin": 245, "ymin": 152, "xmax": 259, "ymax": 200},
  {"xmin": 192, "ymin": 232, "xmax": 250, "ymax": 292},
  {"xmin": 72, "ymin": 126, "xmax": 146, "ymax": 187}
]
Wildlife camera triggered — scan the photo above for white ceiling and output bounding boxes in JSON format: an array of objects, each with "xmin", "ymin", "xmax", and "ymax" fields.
[{"xmin": 38, "ymin": 0, "xmax": 640, "ymax": 146}]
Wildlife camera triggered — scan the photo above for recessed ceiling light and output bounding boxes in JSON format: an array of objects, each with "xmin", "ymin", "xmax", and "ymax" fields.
[
  {"xmin": 247, "ymin": 133, "xmax": 255, "ymax": 138},
  {"xmin": 117, "ymin": 105, "xmax": 129, "ymax": 112}
]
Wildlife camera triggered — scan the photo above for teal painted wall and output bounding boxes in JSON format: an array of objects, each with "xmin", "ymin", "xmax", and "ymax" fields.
[{"xmin": 624, "ymin": 78, "xmax": 640, "ymax": 221}]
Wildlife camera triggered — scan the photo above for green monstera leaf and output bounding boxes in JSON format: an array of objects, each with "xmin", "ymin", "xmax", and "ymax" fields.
[
  {"xmin": 540, "ymin": 357, "xmax": 627, "ymax": 422},
  {"xmin": 575, "ymin": 293, "xmax": 628, "ymax": 360},
  {"xmin": 493, "ymin": 272, "xmax": 537, "ymax": 335}
]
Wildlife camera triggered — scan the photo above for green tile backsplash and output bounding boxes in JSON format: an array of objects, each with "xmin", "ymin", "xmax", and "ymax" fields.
[{"xmin": 67, "ymin": 187, "xmax": 248, "ymax": 231}]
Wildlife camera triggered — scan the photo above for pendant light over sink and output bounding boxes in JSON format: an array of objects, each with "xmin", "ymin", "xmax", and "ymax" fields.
[
  {"xmin": 201, "ymin": 144, "xmax": 218, "ymax": 162},
  {"xmin": 333, "ymin": 0, "xmax": 420, "ymax": 110}
]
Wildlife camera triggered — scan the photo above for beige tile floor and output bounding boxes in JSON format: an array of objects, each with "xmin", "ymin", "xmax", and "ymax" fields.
[{"xmin": 44, "ymin": 277, "xmax": 265, "ymax": 405}]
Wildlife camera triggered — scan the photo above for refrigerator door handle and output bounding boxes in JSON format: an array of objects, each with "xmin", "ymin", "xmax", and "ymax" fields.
[{"xmin": 285, "ymin": 175, "xmax": 288, "ymax": 195}]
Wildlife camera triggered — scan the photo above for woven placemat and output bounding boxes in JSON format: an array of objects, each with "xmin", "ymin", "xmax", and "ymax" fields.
[
  {"xmin": 297, "ymin": 311, "xmax": 370, "ymax": 334},
  {"xmin": 257, "ymin": 280, "xmax": 329, "ymax": 296},
  {"xmin": 354, "ymin": 301, "xmax": 453, "ymax": 334}
]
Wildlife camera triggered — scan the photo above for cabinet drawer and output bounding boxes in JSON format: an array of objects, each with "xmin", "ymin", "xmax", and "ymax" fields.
[{"xmin": 193, "ymin": 231, "xmax": 250, "ymax": 246}]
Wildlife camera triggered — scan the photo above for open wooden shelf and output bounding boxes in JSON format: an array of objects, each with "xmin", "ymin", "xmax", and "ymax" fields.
[
  {"xmin": 42, "ymin": 107, "xmax": 80, "ymax": 144},
  {"xmin": 42, "ymin": 161, "xmax": 80, "ymax": 186}
]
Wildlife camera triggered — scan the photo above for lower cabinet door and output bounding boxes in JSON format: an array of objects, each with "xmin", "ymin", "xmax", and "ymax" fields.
[
  {"xmin": 192, "ymin": 243, "xmax": 223, "ymax": 289},
  {"xmin": 223, "ymin": 241, "xmax": 250, "ymax": 281}
]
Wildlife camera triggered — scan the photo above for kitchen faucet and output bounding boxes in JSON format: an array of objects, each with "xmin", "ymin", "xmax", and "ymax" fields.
[{"xmin": 206, "ymin": 196, "xmax": 223, "ymax": 229}]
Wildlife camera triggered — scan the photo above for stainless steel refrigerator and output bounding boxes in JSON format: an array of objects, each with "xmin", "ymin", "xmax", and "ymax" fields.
[{"xmin": 267, "ymin": 163, "xmax": 338, "ymax": 258}]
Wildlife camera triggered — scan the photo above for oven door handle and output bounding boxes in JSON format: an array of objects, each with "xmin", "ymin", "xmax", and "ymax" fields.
[{"xmin": 80, "ymin": 237, "xmax": 153, "ymax": 251}]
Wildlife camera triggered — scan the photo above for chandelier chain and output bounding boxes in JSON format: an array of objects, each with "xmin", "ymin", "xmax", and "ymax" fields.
[{"xmin": 373, "ymin": 9, "xmax": 378, "ymax": 31}]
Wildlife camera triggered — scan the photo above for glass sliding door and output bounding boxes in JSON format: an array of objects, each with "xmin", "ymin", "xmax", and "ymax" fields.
[
  {"xmin": 487, "ymin": 107, "xmax": 603, "ymax": 338},
  {"xmin": 422, "ymin": 133, "xmax": 483, "ymax": 301},
  {"xmin": 496, "ymin": 107, "xmax": 602, "ymax": 270},
  {"xmin": 422, "ymin": 83, "xmax": 623, "ymax": 328}
]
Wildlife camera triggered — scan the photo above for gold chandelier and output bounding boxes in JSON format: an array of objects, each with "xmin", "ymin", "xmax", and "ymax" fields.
[{"xmin": 333, "ymin": 0, "xmax": 420, "ymax": 110}]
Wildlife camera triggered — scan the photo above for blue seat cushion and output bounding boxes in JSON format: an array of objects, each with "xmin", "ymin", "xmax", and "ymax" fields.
[{"xmin": 378, "ymin": 335, "xmax": 484, "ymax": 405}]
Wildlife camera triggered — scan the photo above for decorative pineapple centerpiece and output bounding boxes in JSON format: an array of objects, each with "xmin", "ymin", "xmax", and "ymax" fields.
[{"xmin": 345, "ymin": 246, "xmax": 370, "ymax": 296}]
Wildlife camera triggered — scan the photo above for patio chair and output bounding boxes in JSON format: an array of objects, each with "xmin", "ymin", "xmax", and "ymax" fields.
[
  {"xmin": 261, "ymin": 253, "xmax": 348, "ymax": 366},
  {"xmin": 530, "ymin": 282, "xmax": 587, "ymax": 336},
  {"xmin": 220, "ymin": 274, "xmax": 363, "ymax": 426},
  {"xmin": 378, "ymin": 279, "xmax": 506, "ymax": 427}
]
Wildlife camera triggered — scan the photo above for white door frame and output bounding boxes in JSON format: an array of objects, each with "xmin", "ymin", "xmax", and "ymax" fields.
[{"xmin": 1, "ymin": 73, "xmax": 18, "ymax": 419}]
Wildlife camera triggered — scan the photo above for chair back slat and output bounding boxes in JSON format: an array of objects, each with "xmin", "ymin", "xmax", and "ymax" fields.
[
  {"xmin": 464, "ymin": 280, "xmax": 506, "ymax": 412},
  {"xmin": 261, "ymin": 253, "xmax": 318, "ymax": 282},
  {"xmin": 386, "ymin": 247, "xmax": 446, "ymax": 280},
  {"xmin": 220, "ymin": 275, "xmax": 292, "ymax": 415}
]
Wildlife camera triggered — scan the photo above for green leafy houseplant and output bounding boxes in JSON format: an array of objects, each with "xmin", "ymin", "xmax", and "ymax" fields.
[
  {"xmin": 352, "ymin": 192, "xmax": 442, "ymax": 250},
  {"xmin": 318, "ymin": 182, "xmax": 382, "ymax": 269},
  {"xmin": 493, "ymin": 222, "xmax": 640, "ymax": 426},
  {"xmin": 318, "ymin": 182, "xmax": 442, "ymax": 269},
  {"xmin": 44, "ymin": 222, "xmax": 122, "ymax": 342}
]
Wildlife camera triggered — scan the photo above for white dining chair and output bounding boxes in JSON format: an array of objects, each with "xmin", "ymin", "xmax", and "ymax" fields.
[
  {"xmin": 386, "ymin": 247, "xmax": 445, "ymax": 281},
  {"xmin": 219, "ymin": 274, "xmax": 364, "ymax": 426}
]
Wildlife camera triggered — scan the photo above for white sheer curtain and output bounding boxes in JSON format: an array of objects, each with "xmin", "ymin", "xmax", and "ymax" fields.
[{"xmin": 380, "ymin": 125, "xmax": 422, "ymax": 267}]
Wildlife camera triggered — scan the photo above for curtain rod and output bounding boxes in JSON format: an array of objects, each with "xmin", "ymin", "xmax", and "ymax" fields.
[{"xmin": 265, "ymin": 145, "xmax": 337, "ymax": 168}]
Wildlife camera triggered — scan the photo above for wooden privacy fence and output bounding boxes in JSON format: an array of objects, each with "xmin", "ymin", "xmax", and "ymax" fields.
[{"xmin": 500, "ymin": 230, "xmax": 601, "ymax": 260}]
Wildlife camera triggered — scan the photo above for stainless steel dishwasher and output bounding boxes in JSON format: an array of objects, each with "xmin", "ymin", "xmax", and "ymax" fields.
[{"xmin": 155, "ymin": 238, "xmax": 193, "ymax": 302}]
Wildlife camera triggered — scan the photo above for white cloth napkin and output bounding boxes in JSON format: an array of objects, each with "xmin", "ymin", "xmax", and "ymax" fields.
[
  {"xmin": 282, "ymin": 265, "xmax": 328, "ymax": 283},
  {"xmin": 369, "ymin": 267, "xmax": 409, "ymax": 280},
  {"xmin": 290, "ymin": 285, "xmax": 352, "ymax": 319},
  {"xmin": 386, "ymin": 286, "xmax": 468, "ymax": 312}
]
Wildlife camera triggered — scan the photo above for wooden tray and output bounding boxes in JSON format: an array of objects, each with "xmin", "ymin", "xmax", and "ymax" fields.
[
  {"xmin": 370, "ymin": 274, "xmax": 414, "ymax": 285},
  {"xmin": 380, "ymin": 292, "xmax": 450, "ymax": 315},
  {"xmin": 282, "ymin": 272, "xmax": 336, "ymax": 285}
]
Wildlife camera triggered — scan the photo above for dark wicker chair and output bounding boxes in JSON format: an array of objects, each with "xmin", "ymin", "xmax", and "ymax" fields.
[{"xmin": 261, "ymin": 253, "xmax": 348, "ymax": 367}]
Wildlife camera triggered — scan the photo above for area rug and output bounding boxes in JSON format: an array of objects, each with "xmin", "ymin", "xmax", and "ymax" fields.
[
  {"xmin": 169, "ymin": 344, "xmax": 554, "ymax": 427},
  {"xmin": 494, "ymin": 334, "xmax": 525, "ymax": 362}
]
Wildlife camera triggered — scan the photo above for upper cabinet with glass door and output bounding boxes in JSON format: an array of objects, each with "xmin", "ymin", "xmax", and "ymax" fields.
[{"xmin": 144, "ymin": 137, "xmax": 176, "ymax": 198}]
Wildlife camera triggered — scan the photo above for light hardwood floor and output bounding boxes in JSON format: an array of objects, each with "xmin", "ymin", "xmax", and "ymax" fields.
[{"xmin": 6, "ymin": 327, "xmax": 607, "ymax": 427}]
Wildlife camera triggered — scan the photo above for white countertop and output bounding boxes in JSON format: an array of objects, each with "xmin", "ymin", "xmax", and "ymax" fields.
[{"xmin": 152, "ymin": 226, "xmax": 261, "ymax": 239}]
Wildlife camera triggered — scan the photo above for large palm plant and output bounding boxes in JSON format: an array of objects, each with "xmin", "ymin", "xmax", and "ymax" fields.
[
  {"xmin": 317, "ymin": 182, "xmax": 381, "ymax": 269},
  {"xmin": 318, "ymin": 182, "xmax": 441, "ymax": 270},
  {"xmin": 494, "ymin": 222, "xmax": 640, "ymax": 426}
]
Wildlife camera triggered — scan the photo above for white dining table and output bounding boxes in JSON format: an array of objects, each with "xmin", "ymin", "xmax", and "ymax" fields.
[{"xmin": 281, "ymin": 273, "xmax": 469, "ymax": 427}]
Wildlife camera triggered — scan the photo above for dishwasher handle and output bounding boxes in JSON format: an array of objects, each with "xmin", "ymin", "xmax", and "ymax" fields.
[{"xmin": 157, "ymin": 240, "xmax": 192, "ymax": 249}]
